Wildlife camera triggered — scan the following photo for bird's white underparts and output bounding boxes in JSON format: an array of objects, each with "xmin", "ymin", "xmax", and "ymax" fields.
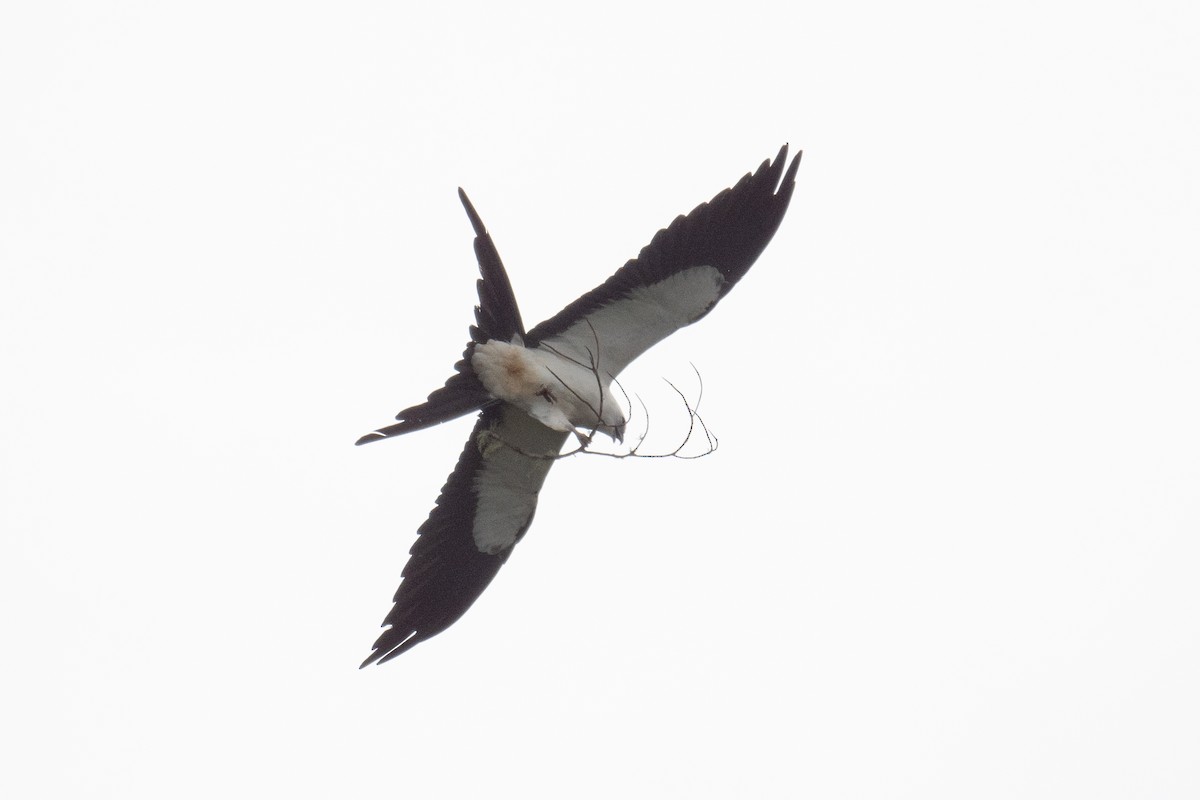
[{"xmin": 356, "ymin": 145, "xmax": 802, "ymax": 666}]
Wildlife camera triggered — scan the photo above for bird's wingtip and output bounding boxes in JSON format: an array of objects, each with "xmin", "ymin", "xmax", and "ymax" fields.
[
  {"xmin": 458, "ymin": 188, "xmax": 487, "ymax": 237},
  {"xmin": 355, "ymin": 432, "xmax": 385, "ymax": 446},
  {"xmin": 783, "ymin": 146, "xmax": 803, "ymax": 185}
]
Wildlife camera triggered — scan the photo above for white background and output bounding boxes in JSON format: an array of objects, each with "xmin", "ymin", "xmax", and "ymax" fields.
[{"xmin": 3, "ymin": 2, "xmax": 1198, "ymax": 797}]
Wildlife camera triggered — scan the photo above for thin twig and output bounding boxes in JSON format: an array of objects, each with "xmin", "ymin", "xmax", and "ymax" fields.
[{"xmin": 483, "ymin": 366, "xmax": 718, "ymax": 462}]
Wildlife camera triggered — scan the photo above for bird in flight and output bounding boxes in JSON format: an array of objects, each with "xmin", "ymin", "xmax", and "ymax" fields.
[{"xmin": 357, "ymin": 145, "xmax": 802, "ymax": 665}]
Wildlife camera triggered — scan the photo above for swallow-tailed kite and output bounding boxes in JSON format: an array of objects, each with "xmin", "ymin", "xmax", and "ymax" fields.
[{"xmin": 357, "ymin": 145, "xmax": 802, "ymax": 665}]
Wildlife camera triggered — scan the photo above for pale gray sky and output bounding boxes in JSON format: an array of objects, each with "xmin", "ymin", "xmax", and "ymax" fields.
[{"xmin": 3, "ymin": 2, "xmax": 1198, "ymax": 798}]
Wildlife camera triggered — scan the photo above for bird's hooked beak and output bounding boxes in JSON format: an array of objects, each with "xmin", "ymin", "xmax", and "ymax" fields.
[
  {"xmin": 573, "ymin": 422, "xmax": 624, "ymax": 448},
  {"xmin": 610, "ymin": 423, "xmax": 626, "ymax": 445}
]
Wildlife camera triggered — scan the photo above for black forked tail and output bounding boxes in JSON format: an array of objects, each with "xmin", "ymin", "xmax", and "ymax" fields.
[{"xmin": 355, "ymin": 189, "xmax": 525, "ymax": 445}]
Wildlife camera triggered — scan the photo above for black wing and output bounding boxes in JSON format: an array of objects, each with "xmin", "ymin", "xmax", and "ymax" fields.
[
  {"xmin": 523, "ymin": 145, "xmax": 801, "ymax": 377},
  {"xmin": 361, "ymin": 404, "xmax": 569, "ymax": 665}
]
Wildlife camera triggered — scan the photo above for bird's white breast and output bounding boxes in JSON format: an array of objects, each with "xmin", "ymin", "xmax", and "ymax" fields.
[{"xmin": 472, "ymin": 338, "xmax": 621, "ymax": 434}]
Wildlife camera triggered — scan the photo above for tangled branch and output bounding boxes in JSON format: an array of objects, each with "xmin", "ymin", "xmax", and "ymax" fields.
[
  {"xmin": 475, "ymin": 318, "xmax": 718, "ymax": 461},
  {"xmin": 481, "ymin": 362, "xmax": 719, "ymax": 463}
]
